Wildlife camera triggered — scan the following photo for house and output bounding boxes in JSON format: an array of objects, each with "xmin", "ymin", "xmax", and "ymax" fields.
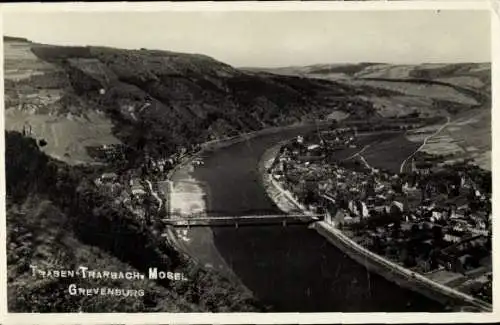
[
  {"xmin": 307, "ymin": 144, "xmax": 320, "ymax": 151},
  {"xmin": 361, "ymin": 201, "xmax": 370, "ymax": 218},
  {"xmin": 417, "ymin": 259, "xmax": 433, "ymax": 273},
  {"xmin": 100, "ymin": 172, "xmax": 118, "ymax": 182},
  {"xmin": 469, "ymin": 228, "xmax": 489, "ymax": 236},
  {"xmin": 431, "ymin": 211, "xmax": 443, "ymax": 222},
  {"xmin": 132, "ymin": 187, "xmax": 147, "ymax": 197},
  {"xmin": 130, "ymin": 179, "xmax": 147, "ymax": 197},
  {"xmin": 348, "ymin": 200, "xmax": 359, "ymax": 216},
  {"xmin": 444, "ymin": 233, "xmax": 462, "ymax": 243},
  {"xmin": 392, "ymin": 201, "xmax": 404, "ymax": 212}
]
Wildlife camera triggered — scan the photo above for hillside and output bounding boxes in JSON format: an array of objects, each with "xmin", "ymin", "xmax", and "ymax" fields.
[
  {"xmin": 245, "ymin": 62, "xmax": 490, "ymax": 105},
  {"xmin": 244, "ymin": 62, "xmax": 491, "ymax": 170},
  {"xmin": 5, "ymin": 37, "xmax": 381, "ymax": 167},
  {"xmin": 6, "ymin": 38, "xmax": 490, "ymax": 168},
  {"xmin": 245, "ymin": 62, "xmax": 491, "ymax": 91}
]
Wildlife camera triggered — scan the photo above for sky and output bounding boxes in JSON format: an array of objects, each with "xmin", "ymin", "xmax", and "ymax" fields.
[{"xmin": 2, "ymin": 9, "xmax": 491, "ymax": 67}]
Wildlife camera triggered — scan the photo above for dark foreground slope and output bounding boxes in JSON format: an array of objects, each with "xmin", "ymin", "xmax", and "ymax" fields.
[{"xmin": 5, "ymin": 131, "xmax": 261, "ymax": 312}]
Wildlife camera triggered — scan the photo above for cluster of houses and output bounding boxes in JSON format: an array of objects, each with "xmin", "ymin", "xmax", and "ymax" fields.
[
  {"xmin": 270, "ymin": 129, "xmax": 492, "ymax": 303},
  {"xmin": 94, "ymin": 171, "xmax": 161, "ymax": 222},
  {"xmin": 91, "ymin": 142, "xmax": 204, "ymax": 225},
  {"xmin": 87, "ymin": 144, "xmax": 126, "ymax": 162}
]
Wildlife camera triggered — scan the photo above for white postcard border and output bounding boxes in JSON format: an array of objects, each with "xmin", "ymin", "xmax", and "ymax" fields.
[{"xmin": 0, "ymin": 1, "xmax": 498, "ymax": 324}]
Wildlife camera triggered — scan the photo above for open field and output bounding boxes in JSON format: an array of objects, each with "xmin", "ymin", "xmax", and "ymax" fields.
[
  {"xmin": 4, "ymin": 41, "xmax": 59, "ymax": 80},
  {"xmin": 5, "ymin": 110, "xmax": 121, "ymax": 164},
  {"xmin": 358, "ymin": 95, "xmax": 435, "ymax": 118},
  {"xmin": 406, "ymin": 108, "xmax": 491, "ymax": 170},
  {"xmin": 328, "ymin": 132, "xmax": 399, "ymax": 161},
  {"xmin": 4, "ymin": 39, "xmax": 121, "ymax": 165},
  {"xmin": 362, "ymin": 134, "xmax": 422, "ymax": 173},
  {"xmin": 436, "ymin": 76, "xmax": 485, "ymax": 90},
  {"xmin": 345, "ymin": 79, "xmax": 478, "ymax": 106},
  {"xmin": 255, "ymin": 62, "xmax": 489, "ymax": 121}
]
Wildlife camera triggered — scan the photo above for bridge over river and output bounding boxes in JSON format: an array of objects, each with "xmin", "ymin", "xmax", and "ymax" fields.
[
  {"xmin": 164, "ymin": 214, "xmax": 322, "ymax": 227},
  {"xmin": 167, "ymin": 124, "xmax": 449, "ymax": 312}
]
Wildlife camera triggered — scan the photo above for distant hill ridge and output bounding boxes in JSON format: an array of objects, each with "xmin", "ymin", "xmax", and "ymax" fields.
[
  {"xmin": 4, "ymin": 35, "xmax": 31, "ymax": 42},
  {"xmin": 6, "ymin": 38, "xmax": 377, "ymax": 163}
]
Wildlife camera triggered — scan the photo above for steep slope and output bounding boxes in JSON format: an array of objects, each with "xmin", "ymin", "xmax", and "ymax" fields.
[{"xmin": 5, "ymin": 131, "xmax": 261, "ymax": 312}]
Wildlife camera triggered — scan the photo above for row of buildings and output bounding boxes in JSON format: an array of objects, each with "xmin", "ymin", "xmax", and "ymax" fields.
[{"xmin": 270, "ymin": 128, "xmax": 492, "ymax": 303}]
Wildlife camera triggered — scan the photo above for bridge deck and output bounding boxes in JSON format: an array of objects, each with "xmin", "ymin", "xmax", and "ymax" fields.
[{"xmin": 164, "ymin": 214, "xmax": 323, "ymax": 227}]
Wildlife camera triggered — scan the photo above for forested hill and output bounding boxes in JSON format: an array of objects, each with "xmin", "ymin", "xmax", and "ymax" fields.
[
  {"xmin": 5, "ymin": 37, "xmax": 487, "ymax": 166},
  {"xmin": 21, "ymin": 40, "xmax": 375, "ymax": 159},
  {"xmin": 5, "ymin": 130, "xmax": 262, "ymax": 312}
]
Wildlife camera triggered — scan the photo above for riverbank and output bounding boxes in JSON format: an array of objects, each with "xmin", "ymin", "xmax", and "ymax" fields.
[
  {"xmin": 261, "ymin": 140, "xmax": 492, "ymax": 312},
  {"xmin": 313, "ymin": 222, "xmax": 491, "ymax": 312},
  {"xmin": 162, "ymin": 123, "xmax": 450, "ymax": 312}
]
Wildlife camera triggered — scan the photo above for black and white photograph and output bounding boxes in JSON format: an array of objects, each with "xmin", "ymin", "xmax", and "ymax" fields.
[{"xmin": 1, "ymin": 1, "xmax": 496, "ymax": 322}]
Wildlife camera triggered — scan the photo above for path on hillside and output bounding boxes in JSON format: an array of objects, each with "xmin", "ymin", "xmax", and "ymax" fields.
[
  {"xmin": 399, "ymin": 116, "xmax": 451, "ymax": 173},
  {"xmin": 342, "ymin": 144, "xmax": 377, "ymax": 173},
  {"xmin": 358, "ymin": 154, "xmax": 377, "ymax": 173},
  {"xmin": 343, "ymin": 144, "xmax": 371, "ymax": 161}
]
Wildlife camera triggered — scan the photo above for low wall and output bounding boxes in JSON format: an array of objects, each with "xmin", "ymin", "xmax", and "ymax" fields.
[{"xmin": 313, "ymin": 221, "xmax": 492, "ymax": 312}]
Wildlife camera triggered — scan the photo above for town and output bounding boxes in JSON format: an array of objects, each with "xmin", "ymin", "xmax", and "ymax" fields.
[{"xmin": 268, "ymin": 125, "xmax": 492, "ymax": 304}]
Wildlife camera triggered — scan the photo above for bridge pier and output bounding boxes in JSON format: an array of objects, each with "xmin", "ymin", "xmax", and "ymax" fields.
[
  {"xmin": 235, "ymin": 221, "xmax": 239, "ymax": 229},
  {"xmin": 282, "ymin": 219, "xmax": 287, "ymax": 227}
]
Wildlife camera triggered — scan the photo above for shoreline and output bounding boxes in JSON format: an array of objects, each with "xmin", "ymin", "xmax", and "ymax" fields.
[
  {"xmin": 163, "ymin": 122, "xmax": 491, "ymax": 312},
  {"xmin": 260, "ymin": 139, "xmax": 492, "ymax": 312}
]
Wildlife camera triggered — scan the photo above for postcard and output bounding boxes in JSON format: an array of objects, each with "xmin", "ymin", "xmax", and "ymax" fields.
[{"xmin": 1, "ymin": 1, "xmax": 498, "ymax": 324}]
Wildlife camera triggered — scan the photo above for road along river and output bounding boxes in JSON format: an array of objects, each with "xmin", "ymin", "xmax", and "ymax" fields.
[{"xmin": 168, "ymin": 126, "xmax": 448, "ymax": 312}]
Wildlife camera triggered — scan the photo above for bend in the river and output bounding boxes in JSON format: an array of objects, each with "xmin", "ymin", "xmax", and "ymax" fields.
[{"xmin": 171, "ymin": 125, "xmax": 448, "ymax": 312}]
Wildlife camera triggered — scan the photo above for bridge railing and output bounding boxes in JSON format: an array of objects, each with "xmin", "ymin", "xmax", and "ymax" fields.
[{"xmin": 165, "ymin": 213, "xmax": 324, "ymax": 222}]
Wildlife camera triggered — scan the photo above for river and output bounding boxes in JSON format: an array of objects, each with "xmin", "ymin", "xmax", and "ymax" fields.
[{"xmin": 170, "ymin": 126, "xmax": 447, "ymax": 312}]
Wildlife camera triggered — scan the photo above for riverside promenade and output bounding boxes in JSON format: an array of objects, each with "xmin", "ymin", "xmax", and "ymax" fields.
[
  {"xmin": 264, "ymin": 143, "xmax": 492, "ymax": 312},
  {"xmin": 313, "ymin": 222, "xmax": 492, "ymax": 312}
]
